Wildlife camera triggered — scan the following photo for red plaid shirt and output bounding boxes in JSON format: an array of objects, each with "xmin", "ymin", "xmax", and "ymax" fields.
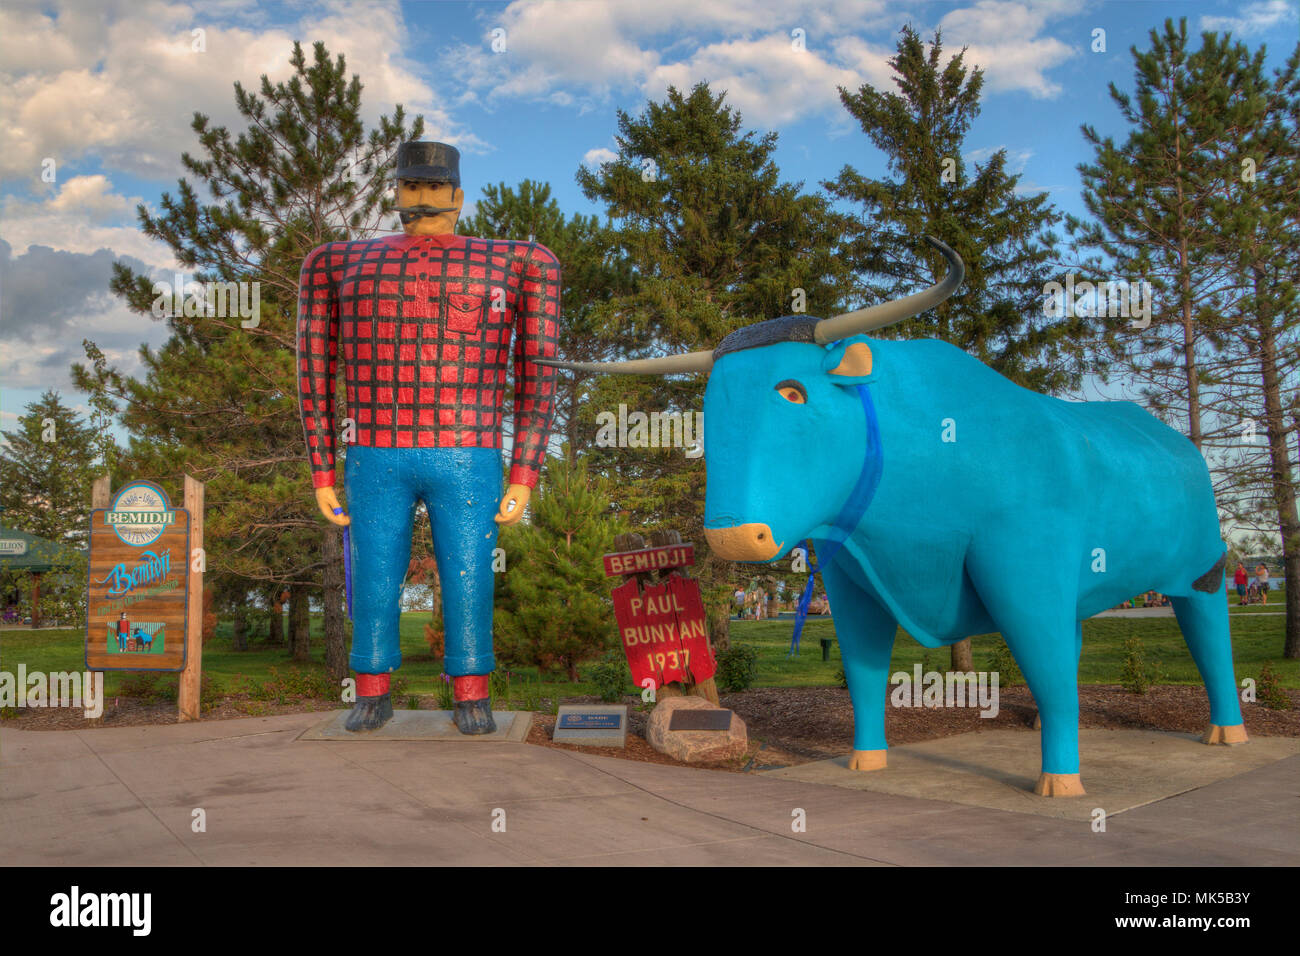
[{"xmin": 297, "ymin": 233, "xmax": 560, "ymax": 490}]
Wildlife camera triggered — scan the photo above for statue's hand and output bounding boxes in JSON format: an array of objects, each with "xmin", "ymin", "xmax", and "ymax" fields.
[
  {"xmin": 495, "ymin": 483, "xmax": 531, "ymax": 525},
  {"xmin": 315, "ymin": 486, "xmax": 351, "ymax": 526}
]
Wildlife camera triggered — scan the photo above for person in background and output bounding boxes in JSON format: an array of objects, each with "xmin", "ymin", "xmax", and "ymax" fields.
[
  {"xmin": 1234, "ymin": 562, "xmax": 1248, "ymax": 605},
  {"xmin": 1255, "ymin": 564, "xmax": 1270, "ymax": 605}
]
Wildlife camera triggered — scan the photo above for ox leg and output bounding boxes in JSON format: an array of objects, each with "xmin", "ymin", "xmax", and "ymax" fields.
[
  {"xmin": 822, "ymin": 560, "xmax": 896, "ymax": 771},
  {"xmin": 1170, "ymin": 589, "xmax": 1247, "ymax": 745},
  {"xmin": 1001, "ymin": 612, "xmax": 1086, "ymax": 797}
]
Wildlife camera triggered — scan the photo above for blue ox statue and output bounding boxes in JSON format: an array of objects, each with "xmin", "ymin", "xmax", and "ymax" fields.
[{"xmin": 541, "ymin": 237, "xmax": 1247, "ymax": 797}]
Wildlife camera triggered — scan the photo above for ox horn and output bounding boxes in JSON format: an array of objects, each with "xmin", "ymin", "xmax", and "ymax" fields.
[
  {"xmin": 534, "ymin": 349, "xmax": 714, "ymax": 375},
  {"xmin": 813, "ymin": 235, "xmax": 964, "ymax": 345},
  {"xmin": 534, "ymin": 236, "xmax": 963, "ymax": 375}
]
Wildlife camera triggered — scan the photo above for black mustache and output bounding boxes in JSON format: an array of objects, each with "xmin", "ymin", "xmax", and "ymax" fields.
[{"xmin": 397, "ymin": 205, "xmax": 460, "ymax": 222}]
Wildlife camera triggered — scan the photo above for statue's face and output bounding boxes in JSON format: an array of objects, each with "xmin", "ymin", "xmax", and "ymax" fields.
[{"xmin": 397, "ymin": 179, "xmax": 463, "ymax": 236}]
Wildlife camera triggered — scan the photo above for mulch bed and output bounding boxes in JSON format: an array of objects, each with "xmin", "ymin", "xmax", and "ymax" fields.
[{"xmin": 8, "ymin": 685, "xmax": 1297, "ymax": 773}]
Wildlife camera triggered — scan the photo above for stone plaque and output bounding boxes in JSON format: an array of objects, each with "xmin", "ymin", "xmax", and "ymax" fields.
[
  {"xmin": 669, "ymin": 708, "xmax": 733, "ymax": 732},
  {"xmin": 552, "ymin": 704, "xmax": 628, "ymax": 748}
]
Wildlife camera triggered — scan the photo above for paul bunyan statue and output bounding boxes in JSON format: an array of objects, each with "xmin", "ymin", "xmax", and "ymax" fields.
[{"xmin": 297, "ymin": 141, "xmax": 560, "ymax": 734}]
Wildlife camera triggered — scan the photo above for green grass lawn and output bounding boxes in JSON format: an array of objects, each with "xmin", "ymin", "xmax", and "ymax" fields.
[
  {"xmin": 0, "ymin": 611, "xmax": 602, "ymax": 705},
  {"xmin": 744, "ymin": 603, "xmax": 1298, "ymax": 688},
  {"xmin": 2, "ymin": 589, "xmax": 1294, "ymax": 707}
]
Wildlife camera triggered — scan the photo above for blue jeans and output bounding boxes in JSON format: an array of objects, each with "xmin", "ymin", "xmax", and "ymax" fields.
[{"xmin": 344, "ymin": 446, "xmax": 502, "ymax": 676}]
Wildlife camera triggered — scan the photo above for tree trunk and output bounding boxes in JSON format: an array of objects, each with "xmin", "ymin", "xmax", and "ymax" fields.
[
  {"xmin": 708, "ymin": 597, "xmax": 731, "ymax": 652},
  {"xmin": 289, "ymin": 584, "xmax": 310, "ymax": 662},
  {"xmin": 1254, "ymin": 278, "xmax": 1300, "ymax": 657},
  {"xmin": 322, "ymin": 527, "xmax": 350, "ymax": 681},
  {"xmin": 950, "ymin": 637, "xmax": 974, "ymax": 672},
  {"xmin": 232, "ymin": 611, "xmax": 248, "ymax": 652},
  {"xmin": 268, "ymin": 590, "xmax": 286, "ymax": 645}
]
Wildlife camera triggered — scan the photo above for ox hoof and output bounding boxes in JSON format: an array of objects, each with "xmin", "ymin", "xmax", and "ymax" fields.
[
  {"xmin": 848, "ymin": 749, "xmax": 887, "ymax": 771},
  {"xmin": 1203, "ymin": 723, "xmax": 1249, "ymax": 746},
  {"xmin": 1034, "ymin": 772, "xmax": 1086, "ymax": 797}
]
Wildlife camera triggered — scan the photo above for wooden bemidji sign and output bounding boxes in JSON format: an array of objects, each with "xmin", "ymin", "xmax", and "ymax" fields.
[
  {"xmin": 86, "ymin": 475, "xmax": 205, "ymax": 721},
  {"xmin": 605, "ymin": 535, "xmax": 716, "ymax": 692},
  {"xmin": 87, "ymin": 480, "xmax": 190, "ymax": 672}
]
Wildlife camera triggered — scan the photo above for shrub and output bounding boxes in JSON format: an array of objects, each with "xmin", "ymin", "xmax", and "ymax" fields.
[
  {"xmin": 1257, "ymin": 662, "xmax": 1291, "ymax": 710},
  {"xmin": 587, "ymin": 651, "xmax": 629, "ymax": 703},
  {"xmin": 987, "ymin": 637, "xmax": 1023, "ymax": 686},
  {"xmin": 716, "ymin": 643, "xmax": 759, "ymax": 692},
  {"xmin": 1119, "ymin": 635, "xmax": 1161, "ymax": 695}
]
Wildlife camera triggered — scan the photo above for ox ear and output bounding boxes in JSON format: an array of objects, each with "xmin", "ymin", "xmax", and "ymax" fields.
[{"xmin": 823, "ymin": 341, "xmax": 874, "ymax": 384}]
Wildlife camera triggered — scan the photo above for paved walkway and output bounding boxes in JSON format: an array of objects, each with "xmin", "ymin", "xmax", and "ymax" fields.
[{"xmin": 3, "ymin": 713, "xmax": 1297, "ymax": 865}]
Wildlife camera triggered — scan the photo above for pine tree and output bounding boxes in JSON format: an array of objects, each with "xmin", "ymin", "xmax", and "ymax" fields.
[
  {"xmin": 493, "ymin": 451, "xmax": 626, "ymax": 680},
  {"xmin": 1070, "ymin": 18, "xmax": 1245, "ymax": 449},
  {"xmin": 1072, "ymin": 20, "xmax": 1300, "ymax": 656},
  {"xmin": 72, "ymin": 41, "xmax": 421, "ymax": 677},
  {"xmin": 0, "ymin": 390, "xmax": 106, "ymax": 546},
  {"xmin": 826, "ymin": 26, "xmax": 1075, "ymax": 670},
  {"xmin": 575, "ymin": 83, "xmax": 850, "ymax": 644},
  {"xmin": 1189, "ymin": 33, "xmax": 1300, "ymax": 657},
  {"xmin": 460, "ymin": 179, "xmax": 633, "ymax": 460}
]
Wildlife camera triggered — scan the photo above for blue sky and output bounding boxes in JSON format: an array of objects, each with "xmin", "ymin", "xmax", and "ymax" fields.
[{"xmin": 1, "ymin": 0, "xmax": 1297, "ymax": 430}]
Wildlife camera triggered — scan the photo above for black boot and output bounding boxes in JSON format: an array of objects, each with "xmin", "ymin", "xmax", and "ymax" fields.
[
  {"xmin": 453, "ymin": 697, "xmax": 497, "ymax": 735},
  {"xmin": 344, "ymin": 692, "xmax": 394, "ymax": 732}
]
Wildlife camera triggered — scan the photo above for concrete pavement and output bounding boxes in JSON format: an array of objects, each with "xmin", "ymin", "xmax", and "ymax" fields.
[{"xmin": 2, "ymin": 712, "xmax": 1297, "ymax": 865}]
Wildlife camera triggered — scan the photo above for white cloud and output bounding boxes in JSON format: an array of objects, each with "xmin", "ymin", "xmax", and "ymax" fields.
[
  {"xmin": 0, "ymin": 0, "xmax": 480, "ymax": 185},
  {"xmin": 1201, "ymin": 1, "xmax": 1298, "ymax": 36},
  {"xmin": 450, "ymin": 0, "xmax": 1078, "ymax": 125},
  {"xmin": 583, "ymin": 147, "xmax": 619, "ymax": 166},
  {"xmin": 1, "ymin": 181, "xmax": 172, "ymax": 264},
  {"xmin": 936, "ymin": 0, "xmax": 1084, "ymax": 99},
  {"xmin": 46, "ymin": 175, "xmax": 134, "ymax": 219},
  {"xmin": 644, "ymin": 33, "xmax": 867, "ymax": 126}
]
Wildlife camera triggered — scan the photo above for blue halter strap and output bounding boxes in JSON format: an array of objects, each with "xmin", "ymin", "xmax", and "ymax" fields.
[{"xmin": 789, "ymin": 383, "xmax": 882, "ymax": 654}]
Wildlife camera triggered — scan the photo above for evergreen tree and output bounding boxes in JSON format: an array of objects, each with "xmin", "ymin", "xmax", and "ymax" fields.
[
  {"xmin": 827, "ymin": 26, "xmax": 1075, "ymax": 670},
  {"xmin": 460, "ymin": 179, "xmax": 633, "ymax": 459},
  {"xmin": 0, "ymin": 390, "xmax": 106, "ymax": 546},
  {"xmin": 493, "ymin": 450, "xmax": 626, "ymax": 680},
  {"xmin": 1070, "ymin": 18, "xmax": 1244, "ymax": 448},
  {"xmin": 575, "ymin": 83, "xmax": 850, "ymax": 643},
  {"xmin": 72, "ymin": 41, "xmax": 421, "ymax": 676},
  {"xmin": 1188, "ymin": 33, "xmax": 1300, "ymax": 656},
  {"xmin": 827, "ymin": 26, "xmax": 1079, "ymax": 395}
]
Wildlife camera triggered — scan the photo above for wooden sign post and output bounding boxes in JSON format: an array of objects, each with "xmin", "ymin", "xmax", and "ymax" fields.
[
  {"xmin": 606, "ymin": 530, "xmax": 718, "ymax": 705},
  {"xmin": 179, "ymin": 476, "xmax": 204, "ymax": 721},
  {"xmin": 86, "ymin": 476, "xmax": 205, "ymax": 722}
]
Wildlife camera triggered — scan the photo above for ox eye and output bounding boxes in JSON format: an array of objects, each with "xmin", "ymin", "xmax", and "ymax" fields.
[{"xmin": 775, "ymin": 379, "xmax": 807, "ymax": 404}]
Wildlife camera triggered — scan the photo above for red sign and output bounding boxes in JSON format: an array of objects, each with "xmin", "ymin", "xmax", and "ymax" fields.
[
  {"xmin": 611, "ymin": 575, "xmax": 716, "ymax": 690},
  {"xmin": 603, "ymin": 543, "xmax": 695, "ymax": 578}
]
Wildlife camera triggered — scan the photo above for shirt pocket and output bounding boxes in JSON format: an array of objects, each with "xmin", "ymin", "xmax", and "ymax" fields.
[{"xmin": 445, "ymin": 293, "xmax": 483, "ymax": 335}]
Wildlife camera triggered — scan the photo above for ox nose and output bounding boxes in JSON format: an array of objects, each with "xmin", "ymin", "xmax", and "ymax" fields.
[{"xmin": 705, "ymin": 523, "xmax": 783, "ymax": 562}]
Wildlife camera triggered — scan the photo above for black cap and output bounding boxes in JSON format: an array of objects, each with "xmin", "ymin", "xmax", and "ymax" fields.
[{"xmin": 393, "ymin": 141, "xmax": 460, "ymax": 186}]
